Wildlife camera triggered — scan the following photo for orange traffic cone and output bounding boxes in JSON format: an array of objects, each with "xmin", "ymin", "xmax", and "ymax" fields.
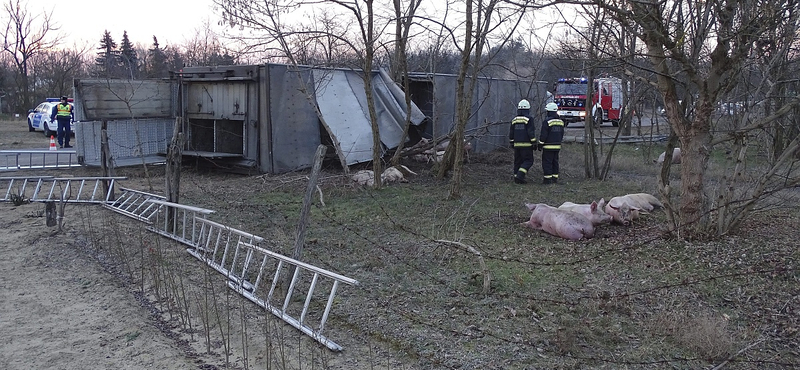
[{"xmin": 49, "ymin": 135, "xmax": 57, "ymax": 151}]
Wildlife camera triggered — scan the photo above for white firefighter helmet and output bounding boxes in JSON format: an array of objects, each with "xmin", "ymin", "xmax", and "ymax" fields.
[
  {"xmin": 545, "ymin": 102, "xmax": 559, "ymax": 112},
  {"xmin": 517, "ymin": 99, "xmax": 531, "ymax": 110}
]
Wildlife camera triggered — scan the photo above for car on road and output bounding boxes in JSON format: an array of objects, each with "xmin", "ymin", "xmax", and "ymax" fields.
[{"xmin": 27, "ymin": 98, "xmax": 75, "ymax": 137}]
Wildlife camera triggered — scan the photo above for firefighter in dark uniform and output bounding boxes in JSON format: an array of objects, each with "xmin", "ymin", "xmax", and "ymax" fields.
[
  {"xmin": 509, "ymin": 99, "xmax": 538, "ymax": 184},
  {"xmin": 539, "ymin": 102, "xmax": 564, "ymax": 184},
  {"xmin": 50, "ymin": 96, "xmax": 74, "ymax": 148}
]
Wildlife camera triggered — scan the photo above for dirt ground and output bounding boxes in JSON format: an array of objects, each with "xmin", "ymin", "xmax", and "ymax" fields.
[
  {"xmin": 0, "ymin": 203, "xmax": 199, "ymax": 369},
  {"xmin": 0, "ymin": 119, "xmax": 197, "ymax": 369},
  {"xmin": 2, "ymin": 117, "xmax": 798, "ymax": 370}
]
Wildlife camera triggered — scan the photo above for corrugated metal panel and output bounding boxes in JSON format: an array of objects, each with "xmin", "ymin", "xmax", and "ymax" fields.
[
  {"xmin": 313, "ymin": 69, "xmax": 374, "ymax": 165},
  {"xmin": 413, "ymin": 74, "xmax": 547, "ymax": 153},
  {"xmin": 74, "ymin": 118, "xmax": 173, "ymax": 167},
  {"xmin": 311, "ymin": 68, "xmax": 427, "ymax": 166},
  {"xmin": 74, "ymin": 79, "xmax": 173, "ymax": 120},
  {"xmin": 267, "ymin": 65, "xmax": 320, "ymax": 173},
  {"xmin": 186, "ymin": 82, "xmax": 248, "ymax": 120}
]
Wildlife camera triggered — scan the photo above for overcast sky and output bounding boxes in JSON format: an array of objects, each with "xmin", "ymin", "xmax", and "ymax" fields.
[{"xmin": 31, "ymin": 0, "xmax": 222, "ymax": 48}]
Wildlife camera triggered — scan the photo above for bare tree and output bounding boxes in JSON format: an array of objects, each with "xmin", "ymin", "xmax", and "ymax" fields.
[
  {"xmin": 389, "ymin": 0, "xmax": 424, "ymax": 167},
  {"xmin": 1, "ymin": 0, "xmax": 57, "ymax": 111},
  {"xmin": 436, "ymin": 0, "xmax": 529, "ymax": 199},
  {"xmin": 184, "ymin": 20, "xmax": 237, "ymax": 67},
  {"xmin": 597, "ymin": 0, "xmax": 800, "ymax": 237},
  {"xmin": 31, "ymin": 46, "xmax": 89, "ymax": 98}
]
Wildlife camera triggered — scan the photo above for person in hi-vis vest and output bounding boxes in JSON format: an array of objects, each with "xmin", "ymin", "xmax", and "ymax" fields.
[
  {"xmin": 50, "ymin": 96, "xmax": 74, "ymax": 148},
  {"xmin": 539, "ymin": 102, "xmax": 564, "ymax": 184},
  {"xmin": 508, "ymin": 99, "xmax": 538, "ymax": 184}
]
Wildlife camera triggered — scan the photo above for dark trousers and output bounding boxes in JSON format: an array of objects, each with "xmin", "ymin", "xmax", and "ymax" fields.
[
  {"xmin": 56, "ymin": 117, "xmax": 71, "ymax": 146},
  {"xmin": 542, "ymin": 149, "xmax": 559, "ymax": 180},
  {"xmin": 513, "ymin": 147, "xmax": 534, "ymax": 177}
]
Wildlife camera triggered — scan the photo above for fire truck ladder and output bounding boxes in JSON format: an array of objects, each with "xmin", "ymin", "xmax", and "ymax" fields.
[
  {"xmin": 0, "ymin": 149, "xmax": 80, "ymax": 171},
  {"xmin": 187, "ymin": 217, "xmax": 359, "ymax": 351},
  {"xmin": 103, "ymin": 187, "xmax": 166, "ymax": 223},
  {"xmin": 1, "ymin": 176, "xmax": 125, "ymax": 204}
]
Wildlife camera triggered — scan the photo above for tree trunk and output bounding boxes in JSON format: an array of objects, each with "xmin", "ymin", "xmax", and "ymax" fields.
[
  {"xmin": 678, "ymin": 120, "xmax": 712, "ymax": 236},
  {"xmin": 100, "ymin": 121, "xmax": 115, "ymax": 200}
]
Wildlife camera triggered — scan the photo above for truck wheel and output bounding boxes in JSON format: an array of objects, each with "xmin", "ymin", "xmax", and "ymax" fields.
[{"xmin": 611, "ymin": 120, "xmax": 620, "ymax": 127}]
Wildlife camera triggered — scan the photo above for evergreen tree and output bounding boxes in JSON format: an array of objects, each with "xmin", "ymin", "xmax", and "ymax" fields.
[
  {"xmin": 166, "ymin": 48, "xmax": 186, "ymax": 74},
  {"xmin": 146, "ymin": 36, "xmax": 168, "ymax": 78},
  {"xmin": 95, "ymin": 30, "xmax": 119, "ymax": 78},
  {"xmin": 119, "ymin": 31, "xmax": 139, "ymax": 78}
]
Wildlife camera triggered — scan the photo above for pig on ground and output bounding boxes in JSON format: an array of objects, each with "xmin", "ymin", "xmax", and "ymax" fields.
[
  {"xmin": 381, "ymin": 165, "xmax": 418, "ymax": 183},
  {"xmin": 604, "ymin": 193, "xmax": 663, "ymax": 225},
  {"xmin": 436, "ymin": 139, "xmax": 473, "ymax": 153},
  {"xmin": 352, "ymin": 170, "xmax": 375, "ymax": 186},
  {"xmin": 522, "ymin": 203, "xmax": 595, "ymax": 241},
  {"xmin": 407, "ymin": 138, "xmax": 473, "ymax": 163},
  {"xmin": 557, "ymin": 199, "xmax": 612, "ymax": 226},
  {"xmin": 352, "ymin": 166, "xmax": 418, "ymax": 186},
  {"xmin": 654, "ymin": 147, "xmax": 682, "ymax": 164}
]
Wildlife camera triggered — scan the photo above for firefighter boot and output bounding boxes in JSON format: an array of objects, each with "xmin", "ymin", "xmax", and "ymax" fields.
[
  {"xmin": 542, "ymin": 177, "xmax": 553, "ymax": 185},
  {"xmin": 514, "ymin": 171, "xmax": 527, "ymax": 184}
]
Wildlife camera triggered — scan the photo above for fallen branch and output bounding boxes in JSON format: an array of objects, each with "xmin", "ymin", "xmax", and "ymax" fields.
[
  {"xmin": 710, "ymin": 339, "xmax": 765, "ymax": 370},
  {"xmin": 434, "ymin": 239, "xmax": 491, "ymax": 296}
]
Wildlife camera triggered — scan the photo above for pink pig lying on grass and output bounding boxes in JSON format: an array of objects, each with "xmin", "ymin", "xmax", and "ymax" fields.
[
  {"xmin": 522, "ymin": 203, "xmax": 595, "ymax": 241},
  {"xmin": 604, "ymin": 193, "xmax": 664, "ymax": 225},
  {"xmin": 557, "ymin": 199, "xmax": 613, "ymax": 226}
]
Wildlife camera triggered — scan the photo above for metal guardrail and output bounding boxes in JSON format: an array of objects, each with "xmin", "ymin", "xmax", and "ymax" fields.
[{"xmin": 0, "ymin": 150, "xmax": 81, "ymax": 171}]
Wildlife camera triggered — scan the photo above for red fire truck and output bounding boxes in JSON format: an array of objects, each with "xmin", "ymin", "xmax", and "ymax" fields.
[{"xmin": 553, "ymin": 77, "xmax": 624, "ymax": 127}]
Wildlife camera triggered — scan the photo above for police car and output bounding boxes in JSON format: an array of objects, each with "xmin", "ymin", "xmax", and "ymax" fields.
[{"xmin": 27, "ymin": 98, "xmax": 75, "ymax": 137}]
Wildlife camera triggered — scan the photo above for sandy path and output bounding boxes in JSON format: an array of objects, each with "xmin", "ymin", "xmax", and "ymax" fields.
[{"xmin": 0, "ymin": 203, "xmax": 195, "ymax": 370}]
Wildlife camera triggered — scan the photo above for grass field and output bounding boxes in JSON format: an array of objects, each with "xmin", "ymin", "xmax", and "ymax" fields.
[{"xmin": 2, "ymin": 117, "xmax": 798, "ymax": 369}]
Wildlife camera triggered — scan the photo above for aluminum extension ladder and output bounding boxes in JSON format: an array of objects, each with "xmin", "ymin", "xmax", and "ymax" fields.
[
  {"xmin": 3, "ymin": 180, "xmax": 359, "ymax": 351},
  {"xmin": 102, "ymin": 187, "xmax": 167, "ymax": 222},
  {"xmin": 0, "ymin": 149, "xmax": 80, "ymax": 171},
  {"xmin": 190, "ymin": 218, "xmax": 359, "ymax": 351},
  {"xmin": 1, "ymin": 176, "xmax": 125, "ymax": 203}
]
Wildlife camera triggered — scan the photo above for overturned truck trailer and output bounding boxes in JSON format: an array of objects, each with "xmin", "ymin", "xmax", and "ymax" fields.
[
  {"xmin": 73, "ymin": 64, "xmax": 545, "ymax": 173},
  {"xmin": 74, "ymin": 64, "xmax": 427, "ymax": 173},
  {"xmin": 406, "ymin": 73, "xmax": 549, "ymax": 153}
]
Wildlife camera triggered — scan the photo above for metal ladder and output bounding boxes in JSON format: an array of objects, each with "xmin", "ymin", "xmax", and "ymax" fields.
[
  {"xmin": 103, "ymin": 187, "xmax": 166, "ymax": 222},
  {"xmin": 1, "ymin": 176, "xmax": 125, "ymax": 203},
  {"xmin": 228, "ymin": 241, "xmax": 359, "ymax": 352},
  {"xmin": 0, "ymin": 149, "xmax": 80, "ymax": 171},
  {"xmin": 187, "ymin": 217, "xmax": 359, "ymax": 351},
  {"xmin": 2, "ymin": 176, "xmax": 51, "ymax": 202},
  {"xmin": 185, "ymin": 217, "xmax": 264, "ymax": 290},
  {"xmin": 143, "ymin": 199, "xmax": 215, "ymax": 246},
  {"xmin": 2, "ymin": 178, "xmax": 359, "ymax": 351}
]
